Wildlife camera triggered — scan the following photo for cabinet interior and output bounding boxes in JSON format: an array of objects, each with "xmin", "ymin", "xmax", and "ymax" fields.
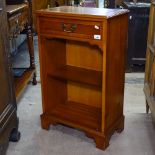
[{"xmin": 43, "ymin": 38, "xmax": 103, "ymax": 131}]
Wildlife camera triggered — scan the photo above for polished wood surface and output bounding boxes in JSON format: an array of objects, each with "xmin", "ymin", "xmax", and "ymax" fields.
[
  {"xmin": 37, "ymin": 6, "xmax": 128, "ymax": 150},
  {"xmin": 38, "ymin": 17, "xmax": 102, "ymax": 40},
  {"xmin": 144, "ymin": 2, "xmax": 155, "ymax": 125},
  {"xmin": 0, "ymin": 0, "xmax": 19, "ymax": 154},
  {"xmin": 6, "ymin": 2, "xmax": 37, "ymax": 100},
  {"xmin": 6, "ymin": 3, "xmax": 28, "ymax": 15},
  {"xmin": 37, "ymin": 6, "xmax": 128, "ymax": 19}
]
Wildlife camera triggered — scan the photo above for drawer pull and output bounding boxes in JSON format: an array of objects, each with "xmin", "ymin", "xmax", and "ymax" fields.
[{"xmin": 62, "ymin": 23, "xmax": 77, "ymax": 33}]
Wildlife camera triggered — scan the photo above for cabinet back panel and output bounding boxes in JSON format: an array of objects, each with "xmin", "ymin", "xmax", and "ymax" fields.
[
  {"xmin": 67, "ymin": 81, "xmax": 102, "ymax": 108},
  {"xmin": 66, "ymin": 40, "xmax": 102, "ymax": 71}
]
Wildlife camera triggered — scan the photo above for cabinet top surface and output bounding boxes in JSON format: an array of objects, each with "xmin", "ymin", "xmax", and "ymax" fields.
[
  {"xmin": 6, "ymin": 4, "xmax": 28, "ymax": 15},
  {"xmin": 36, "ymin": 6, "xmax": 129, "ymax": 19}
]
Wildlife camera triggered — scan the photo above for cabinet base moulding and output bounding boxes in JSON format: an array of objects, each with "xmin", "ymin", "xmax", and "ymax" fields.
[{"xmin": 40, "ymin": 113, "xmax": 124, "ymax": 150}]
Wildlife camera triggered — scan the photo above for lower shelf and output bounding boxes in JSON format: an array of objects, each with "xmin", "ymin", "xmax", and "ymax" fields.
[
  {"xmin": 14, "ymin": 68, "xmax": 35, "ymax": 99},
  {"xmin": 50, "ymin": 101, "xmax": 101, "ymax": 131}
]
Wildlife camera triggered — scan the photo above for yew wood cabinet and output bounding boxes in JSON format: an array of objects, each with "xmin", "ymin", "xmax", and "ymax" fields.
[{"xmin": 36, "ymin": 6, "xmax": 128, "ymax": 150}]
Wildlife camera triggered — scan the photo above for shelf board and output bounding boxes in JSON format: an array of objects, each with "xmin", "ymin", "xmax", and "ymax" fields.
[
  {"xmin": 48, "ymin": 65, "xmax": 102, "ymax": 87},
  {"xmin": 50, "ymin": 101, "xmax": 101, "ymax": 131},
  {"xmin": 14, "ymin": 68, "xmax": 35, "ymax": 100}
]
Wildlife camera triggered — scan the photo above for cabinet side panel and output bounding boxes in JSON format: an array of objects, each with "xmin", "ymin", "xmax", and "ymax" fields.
[
  {"xmin": 147, "ymin": 4, "xmax": 155, "ymax": 45},
  {"xmin": 105, "ymin": 14, "xmax": 128, "ymax": 131},
  {"xmin": 39, "ymin": 37, "xmax": 67, "ymax": 112},
  {"xmin": 144, "ymin": 3, "xmax": 155, "ymax": 125}
]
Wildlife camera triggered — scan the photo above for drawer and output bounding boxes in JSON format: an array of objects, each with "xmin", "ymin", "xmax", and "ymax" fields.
[
  {"xmin": 18, "ymin": 10, "xmax": 28, "ymax": 28},
  {"xmin": 8, "ymin": 10, "xmax": 28, "ymax": 37},
  {"xmin": 39, "ymin": 17, "xmax": 102, "ymax": 40}
]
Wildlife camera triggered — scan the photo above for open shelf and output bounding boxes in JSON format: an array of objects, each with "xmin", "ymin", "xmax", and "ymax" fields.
[
  {"xmin": 14, "ymin": 68, "xmax": 35, "ymax": 99},
  {"xmin": 50, "ymin": 101, "xmax": 101, "ymax": 131},
  {"xmin": 47, "ymin": 65, "xmax": 102, "ymax": 87}
]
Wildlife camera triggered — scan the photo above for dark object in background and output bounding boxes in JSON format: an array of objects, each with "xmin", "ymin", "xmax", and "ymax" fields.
[
  {"xmin": 0, "ymin": 0, "xmax": 20, "ymax": 154},
  {"xmin": 74, "ymin": 0, "xmax": 80, "ymax": 5},
  {"xmin": 109, "ymin": 0, "xmax": 115, "ymax": 8},
  {"xmin": 123, "ymin": 2, "xmax": 150, "ymax": 72},
  {"xmin": 55, "ymin": 1, "xmax": 59, "ymax": 7},
  {"xmin": 6, "ymin": 0, "xmax": 24, "ymax": 5}
]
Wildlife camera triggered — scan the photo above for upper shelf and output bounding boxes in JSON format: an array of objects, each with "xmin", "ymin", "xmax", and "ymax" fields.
[{"xmin": 47, "ymin": 65, "xmax": 102, "ymax": 88}]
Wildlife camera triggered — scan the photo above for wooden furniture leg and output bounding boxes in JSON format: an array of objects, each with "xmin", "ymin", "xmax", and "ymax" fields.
[
  {"xmin": 146, "ymin": 100, "xmax": 149, "ymax": 114},
  {"xmin": 26, "ymin": 25, "xmax": 37, "ymax": 85},
  {"xmin": 85, "ymin": 132, "xmax": 109, "ymax": 150},
  {"xmin": 40, "ymin": 114, "xmax": 50, "ymax": 130},
  {"xmin": 116, "ymin": 116, "xmax": 125, "ymax": 133},
  {"xmin": 27, "ymin": 0, "xmax": 37, "ymax": 85},
  {"xmin": 95, "ymin": 135, "xmax": 109, "ymax": 150},
  {"xmin": 32, "ymin": 72, "xmax": 37, "ymax": 85}
]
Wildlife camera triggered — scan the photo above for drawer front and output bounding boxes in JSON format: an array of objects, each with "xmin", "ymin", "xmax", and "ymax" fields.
[
  {"xmin": 39, "ymin": 17, "xmax": 102, "ymax": 40},
  {"xmin": 18, "ymin": 10, "xmax": 28, "ymax": 28},
  {"xmin": 8, "ymin": 10, "xmax": 28, "ymax": 37}
]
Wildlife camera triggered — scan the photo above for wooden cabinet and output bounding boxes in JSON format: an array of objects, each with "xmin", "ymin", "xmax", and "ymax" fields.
[
  {"xmin": 0, "ymin": 0, "xmax": 20, "ymax": 154},
  {"xmin": 36, "ymin": 6, "xmax": 128, "ymax": 150},
  {"xmin": 6, "ymin": 2, "xmax": 37, "ymax": 100},
  {"xmin": 144, "ymin": 2, "xmax": 155, "ymax": 125}
]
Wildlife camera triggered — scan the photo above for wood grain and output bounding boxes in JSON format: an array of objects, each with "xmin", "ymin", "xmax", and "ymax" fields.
[
  {"xmin": 36, "ymin": 6, "xmax": 129, "ymax": 19},
  {"xmin": 144, "ymin": 2, "xmax": 155, "ymax": 126}
]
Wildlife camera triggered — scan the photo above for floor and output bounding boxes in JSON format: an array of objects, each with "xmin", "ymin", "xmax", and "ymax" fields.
[{"xmin": 6, "ymin": 37, "xmax": 155, "ymax": 155}]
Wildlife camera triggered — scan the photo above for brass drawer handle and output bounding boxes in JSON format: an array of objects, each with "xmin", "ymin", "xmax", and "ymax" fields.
[{"xmin": 61, "ymin": 23, "xmax": 77, "ymax": 33}]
